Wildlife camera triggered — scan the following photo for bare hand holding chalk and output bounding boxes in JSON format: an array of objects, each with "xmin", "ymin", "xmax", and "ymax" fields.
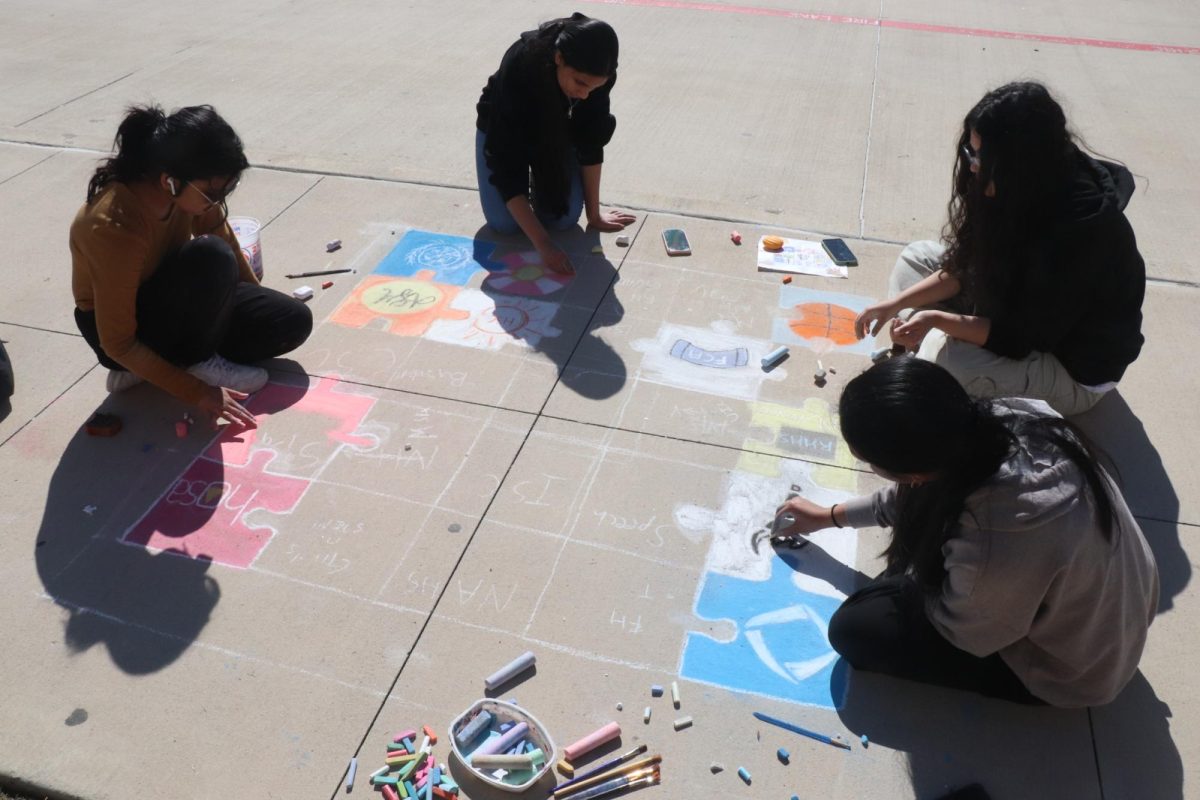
[
  {"xmin": 537, "ymin": 242, "xmax": 575, "ymax": 275},
  {"xmin": 889, "ymin": 310, "xmax": 940, "ymax": 349},
  {"xmin": 854, "ymin": 300, "xmax": 901, "ymax": 339},
  {"xmin": 198, "ymin": 386, "xmax": 258, "ymax": 428},
  {"xmin": 774, "ymin": 496, "xmax": 836, "ymax": 535}
]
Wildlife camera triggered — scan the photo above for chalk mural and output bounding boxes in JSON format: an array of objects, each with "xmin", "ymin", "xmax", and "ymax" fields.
[
  {"xmin": 425, "ymin": 289, "xmax": 563, "ymax": 351},
  {"xmin": 373, "ymin": 229, "xmax": 504, "ymax": 285},
  {"xmin": 771, "ymin": 286, "xmax": 878, "ymax": 356},
  {"xmin": 330, "ymin": 230, "xmax": 569, "ymax": 352},
  {"xmin": 675, "ymin": 462, "xmax": 859, "ymax": 710},
  {"xmin": 631, "ymin": 322, "xmax": 785, "ymax": 402},
  {"xmin": 738, "ymin": 398, "xmax": 860, "ymax": 491},
  {"xmin": 122, "ymin": 377, "xmax": 378, "ymax": 568}
]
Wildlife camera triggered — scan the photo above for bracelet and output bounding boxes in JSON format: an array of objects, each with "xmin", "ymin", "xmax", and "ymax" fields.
[{"xmin": 829, "ymin": 504, "xmax": 843, "ymax": 529}]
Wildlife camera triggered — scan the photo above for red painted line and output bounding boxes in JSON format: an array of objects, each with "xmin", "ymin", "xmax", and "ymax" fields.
[{"xmin": 584, "ymin": 0, "xmax": 1200, "ymax": 55}]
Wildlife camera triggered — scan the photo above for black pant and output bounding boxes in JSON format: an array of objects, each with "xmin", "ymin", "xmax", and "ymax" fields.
[
  {"xmin": 828, "ymin": 575, "xmax": 1044, "ymax": 704},
  {"xmin": 76, "ymin": 235, "xmax": 312, "ymax": 371}
]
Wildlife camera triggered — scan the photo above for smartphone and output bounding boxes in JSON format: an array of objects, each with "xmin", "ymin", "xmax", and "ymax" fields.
[
  {"xmin": 821, "ymin": 238, "xmax": 857, "ymax": 266},
  {"xmin": 662, "ymin": 228, "xmax": 692, "ymax": 256}
]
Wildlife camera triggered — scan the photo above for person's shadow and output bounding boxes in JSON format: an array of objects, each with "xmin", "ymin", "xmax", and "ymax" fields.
[
  {"xmin": 473, "ymin": 226, "xmax": 627, "ymax": 400},
  {"xmin": 776, "ymin": 543, "xmax": 1182, "ymax": 799},
  {"xmin": 1071, "ymin": 390, "xmax": 1188, "ymax": 612},
  {"xmin": 34, "ymin": 366, "xmax": 306, "ymax": 674}
]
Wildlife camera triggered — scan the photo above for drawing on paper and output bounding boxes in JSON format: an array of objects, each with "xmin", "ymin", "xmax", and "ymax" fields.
[
  {"xmin": 329, "ymin": 272, "xmax": 470, "ymax": 337},
  {"xmin": 425, "ymin": 289, "xmax": 563, "ymax": 351},
  {"xmin": 675, "ymin": 465, "xmax": 860, "ymax": 709},
  {"xmin": 483, "ymin": 251, "xmax": 572, "ymax": 297},
  {"xmin": 122, "ymin": 377, "xmax": 378, "ymax": 569},
  {"xmin": 771, "ymin": 287, "xmax": 878, "ymax": 356},
  {"xmin": 632, "ymin": 322, "xmax": 785, "ymax": 402},
  {"xmin": 373, "ymin": 229, "xmax": 504, "ymax": 286}
]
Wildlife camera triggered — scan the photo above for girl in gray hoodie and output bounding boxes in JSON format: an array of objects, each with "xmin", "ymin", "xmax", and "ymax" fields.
[{"xmin": 775, "ymin": 357, "xmax": 1158, "ymax": 707}]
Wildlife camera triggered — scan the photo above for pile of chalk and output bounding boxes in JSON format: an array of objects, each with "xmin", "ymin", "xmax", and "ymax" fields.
[
  {"xmin": 455, "ymin": 707, "xmax": 548, "ymax": 785},
  {"xmin": 357, "ymin": 724, "xmax": 459, "ymax": 799}
]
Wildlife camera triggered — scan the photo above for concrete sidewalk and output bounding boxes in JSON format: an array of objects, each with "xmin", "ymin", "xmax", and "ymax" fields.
[{"xmin": 1, "ymin": 1, "xmax": 1197, "ymax": 799}]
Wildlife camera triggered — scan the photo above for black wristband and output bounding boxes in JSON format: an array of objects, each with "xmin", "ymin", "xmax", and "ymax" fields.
[{"xmin": 830, "ymin": 504, "xmax": 843, "ymax": 529}]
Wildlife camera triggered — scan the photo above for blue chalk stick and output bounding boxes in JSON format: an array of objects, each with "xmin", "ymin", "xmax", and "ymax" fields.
[
  {"xmin": 861, "ymin": 734, "xmax": 869, "ymax": 746},
  {"xmin": 499, "ymin": 722, "xmax": 514, "ymax": 733},
  {"xmin": 651, "ymin": 685, "xmax": 664, "ymax": 697},
  {"xmin": 777, "ymin": 747, "xmax": 790, "ymax": 763},
  {"xmin": 737, "ymin": 766, "xmax": 752, "ymax": 784}
]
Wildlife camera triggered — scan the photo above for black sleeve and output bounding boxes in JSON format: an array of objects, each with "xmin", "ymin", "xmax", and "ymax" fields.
[
  {"xmin": 481, "ymin": 41, "xmax": 536, "ymax": 203},
  {"xmin": 569, "ymin": 72, "xmax": 617, "ymax": 166}
]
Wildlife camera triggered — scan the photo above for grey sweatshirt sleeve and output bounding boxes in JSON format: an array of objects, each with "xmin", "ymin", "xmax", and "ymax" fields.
[{"xmin": 840, "ymin": 484, "xmax": 899, "ymax": 529}]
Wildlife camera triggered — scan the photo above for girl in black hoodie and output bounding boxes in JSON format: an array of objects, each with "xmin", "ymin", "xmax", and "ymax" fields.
[
  {"xmin": 475, "ymin": 13, "xmax": 636, "ymax": 274},
  {"xmin": 855, "ymin": 82, "xmax": 1146, "ymax": 415}
]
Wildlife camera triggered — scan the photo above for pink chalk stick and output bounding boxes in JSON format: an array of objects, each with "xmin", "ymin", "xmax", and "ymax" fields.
[
  {"xmin": 394, "ymin": 729, "xmax": 418, "ymax": 742},
  {"xmin": 563, "ymin": 722, "xmax": 621, "ymax": 762},
  {"xmin": 471, "ymin": 722, "xmax": 528, "ymax": 759},
  {"xmin": 175, "ymin": 421, "xmax": 189, "ymax": 438}
]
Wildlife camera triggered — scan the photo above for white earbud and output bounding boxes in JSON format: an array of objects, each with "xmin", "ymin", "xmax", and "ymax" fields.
[{"xmin": 167, "ymin": 178, "xmax": 179, "ymax": 196}]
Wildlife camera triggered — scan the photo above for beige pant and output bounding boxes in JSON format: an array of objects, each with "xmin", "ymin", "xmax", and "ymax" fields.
[{"xmin": 892, "ymin": 240, "xmax": 1106, "ymax": 416}]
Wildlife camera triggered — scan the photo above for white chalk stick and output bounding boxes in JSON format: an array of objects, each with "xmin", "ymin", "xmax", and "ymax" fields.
[
  {"xmin": 673, "ymin": 716, "xmax": 693, "ymax": 731},
  {"xmin": 346, "ymin": 756, "xmax": 357, "ymax": 789},
  {"xmin": 671, "ymin": 681, "xmax": 680, "ymax": 709},
  {"xmin": 484, "ymin": 651, "xmax": 536, "ymax": 689},
  {"xmin": 292, "ymin": 285, "xmax": 314, "ymax": 300},
  {"xmin": 643, "ymin": 706, "xmax": 652, "ymax": 723}
]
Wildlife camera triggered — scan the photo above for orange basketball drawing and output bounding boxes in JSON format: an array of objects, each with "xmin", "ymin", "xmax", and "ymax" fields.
[{"xmin": 787, "ymin": 302, "xmax": 859, "ymax": 345}]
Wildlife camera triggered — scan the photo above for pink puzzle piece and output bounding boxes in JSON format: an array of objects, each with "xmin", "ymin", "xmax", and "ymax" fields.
[
  {"xmin": 205, "ymin": 376, "xmax": 377, "ymax": 466},
  {"xmin": 124, "ymin": 449, "xmax": 308, "ymax": 568}
]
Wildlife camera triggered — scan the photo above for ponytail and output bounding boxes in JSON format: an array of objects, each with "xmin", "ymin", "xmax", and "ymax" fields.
[
  {"xmin": 87, "ymin": 105, "xmax": 166, "ymax": 202},
  {"xmin": 87, "ymin": 104, "xmax": 249, "ymax": 203}
]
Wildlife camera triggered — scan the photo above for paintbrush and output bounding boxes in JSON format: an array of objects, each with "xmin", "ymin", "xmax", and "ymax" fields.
[
  {"xmin": 551, "ymin": 744, "xmax": 647, "ymax": 795},
  {"xmin": 753, "ymin": 711, "xmax": 851, "ymax": 750},
  {"xmin": 561, "ymin": 768, "xmax": 660, "ymax": 800},
  {"xmin": 553, "ymin": 756, "xmax": 661, "ymax": 797}
]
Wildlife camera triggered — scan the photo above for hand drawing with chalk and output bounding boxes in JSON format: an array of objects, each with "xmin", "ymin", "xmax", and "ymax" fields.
[{"xmin": 675, "ymin": 464, "xmax": 860, "ymax": 709}]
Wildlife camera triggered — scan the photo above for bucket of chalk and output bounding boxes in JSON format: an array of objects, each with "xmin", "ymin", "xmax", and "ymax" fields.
[
  {"xmin": 229, "ymin": 216, "xmax": 264, "ymax": 280},
  {"xmin": 449, "ymin": 699, "xmax": 557, "ymax": 792}
]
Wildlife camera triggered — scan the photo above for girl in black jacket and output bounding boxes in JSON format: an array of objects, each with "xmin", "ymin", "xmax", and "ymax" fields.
[
  {"xmin": 475, "ymin": 13, "xmax": 635, "ymax": 274},
  {"xmin": 854, "ymin": 82, "xmax": 1146, "ymax": 415}
]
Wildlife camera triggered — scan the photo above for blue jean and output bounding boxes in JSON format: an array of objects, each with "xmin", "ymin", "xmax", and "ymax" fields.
[{"xmin": 475, "ymin": 130, "xmax": 583, "ymax": 235}]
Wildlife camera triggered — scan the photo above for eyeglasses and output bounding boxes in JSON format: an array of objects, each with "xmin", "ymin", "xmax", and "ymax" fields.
[
  {"xmin": 961, "ymin": 143, "xmax": 981, "ymax": 168},
  {"xmin": 187, "ymin": 179, "xmax": 239, "ymax": 205}
]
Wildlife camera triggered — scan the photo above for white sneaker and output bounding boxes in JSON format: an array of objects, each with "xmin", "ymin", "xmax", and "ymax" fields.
[
  {"xmin": 187, "ymin": 355, "xmax": 269, "ymax": 394},
  {"xmin": 106, "ymin": 369, "xmax": 144, "ymax": 393}
]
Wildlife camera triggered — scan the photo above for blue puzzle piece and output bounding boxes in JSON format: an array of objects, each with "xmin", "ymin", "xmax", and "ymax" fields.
[
  {"xmin": 682, "ymin": 554, "xmax": 847, "ymax": 710},
  {"xmin": 372, "ymin": 229, "xmax": 505, "ymax": 285}
]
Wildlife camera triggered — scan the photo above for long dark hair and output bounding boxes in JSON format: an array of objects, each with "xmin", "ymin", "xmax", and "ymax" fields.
[
  {"xmin": 526, "ymin": 13, "xmax": 618, "ymax": 216},
  {"xmin": 87, "ymin": 104, "xmax": 249, "ymax": 203},
  {"xmin": 940, "ymin": 82, "xmax": 1079, "ymax": 316},
  {"xmin": 839, "ymin": 358, "xmax": 1117, "ymax": 590}
]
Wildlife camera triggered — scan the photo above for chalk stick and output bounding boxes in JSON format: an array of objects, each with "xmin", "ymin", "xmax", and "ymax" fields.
[
  {"xmin": 471, "ymin": 753, "xmax": 535, "ymax": 770},
  {"xmin": 563, "ymin": 721, "xmax": 621, "ymax": 761},
  {"xmin": 670, "ymin": 681, "xmax": 680, "ymax": 708},
  {"xmin": 484, "ymin": 651, "xmax": 536, "ymax": 689},
  {"xmin": 737, "ymin": 767, "xmax": 752, "ymax": 784},
  {"xmin": 84, "ymin": 412, "xmax": 122, "ymax": 437},
  {"xmin": 498, "ymin": 722, "xmax": 514, "ymax": 734},
  {"xmin": 346, "ymin": 756, "xmax": 357, "ymax": 789},
  {"xmin": 175, "ymin": 420, "xmax": 188, "ymax": 438},
  {"xmin": 861, "ymin": 734, "xmax": 869, "ymax": 747},
  {"xmin": 381, "ymin": 785, "xmax": 400, "ymax": 800},
  {"xmin": 471, "ymin": 722, "xmax": 528, "ymax": 759},
  {"xmin": 423, "ymin": 725, "xmax": 438, "ymax": 744},
  {"xmin": 402, "ymin": 737, "xmax": 416, "ymax": 753},
  {"xmin": 373, "ymin": 775, "xmax": 400, "ymax": 786},
  {"xmin": 321, "ymin": 280, "xmax": 334, "ymax": 289},
  {"xmin": 394, "ymin": 729, "xmax": 418, "ymax": 743},
  {"xmin": 650, "ymin": 685, "xmax": 664, "ymax": 697},
  {"xmin": 643, "ymin": 707, "xmax": 651, "ymax": 723},
  {"xmin": 672, "ymin": 716, "xmax": 693, "ymax": 731},
  {"xmin": 615, "ymin": 703, "xmax": 623, "ymax": 711},
  {"xmin": 761, "ymin": 345, "xmax": 789, "ymax": 368},
  {"xmin": 370, "ymin": 766, "xmax": 390, "ymax": 779},
  {"xmin": 418, "ymin": 735, "xmax": 430, "ymax": 753},
  {"xmin": 292, "ymin": 285, "xmax": 314, "ymax": 300},
  {"xmin": 777, "ymin": 748, "xmax": 790, "ymax": 763},
  {"xmin": 782, "ymin": 275, "xmax": 792, "ymax": 284},
  {"xmin": 455, "ymin": 710, "xmax": 494, "ymax": 747},
  {"xmin": 591, "ymin": 245, "xmax": 604, "ymax": 254},
  {"xmin": 404, "ymin": 781, "xmax": 417, "ymax": 799},
  {"xmin": 616, "ymin": 234, "xmax": 631, "ymax": 246},
  {"xmin": 326, "ymin": 239, "xmax": 342, "ymax": 252},
  {"xmin": 557, "ymin": 759, "xmax": 575, "ymax": 777}
]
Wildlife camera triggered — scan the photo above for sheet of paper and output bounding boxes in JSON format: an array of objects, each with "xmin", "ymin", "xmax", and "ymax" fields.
[{"xmin": 757, "ymin": 237, "xmax": 848, "ymax": 279}]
